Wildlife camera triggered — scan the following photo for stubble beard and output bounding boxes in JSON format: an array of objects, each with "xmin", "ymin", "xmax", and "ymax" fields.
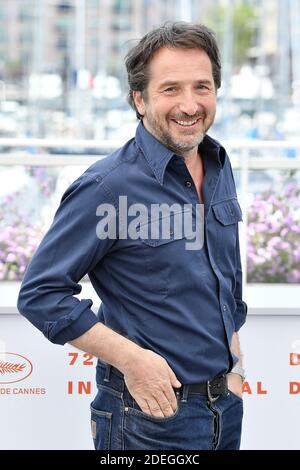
[{"xmin": 144, "ymin": 111, "xmax": 207, "ymax": 156}]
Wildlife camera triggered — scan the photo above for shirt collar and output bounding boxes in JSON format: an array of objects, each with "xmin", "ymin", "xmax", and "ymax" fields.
[
  {"xmin": 199, "ymin": 134, "xmax": 226, "ymax": 170},
  {"xmin": 135, "ymin": 120, "xmax": 226, "ymax": 185},
  {"xmin": 135, "ymin": 121, "xmax": 175, "ymax": 185}
]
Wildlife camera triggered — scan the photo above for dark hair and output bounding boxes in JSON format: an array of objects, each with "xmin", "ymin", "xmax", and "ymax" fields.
[{"xmin": 125, "ymin": 21, "xmax": 221, "ymax": 119}]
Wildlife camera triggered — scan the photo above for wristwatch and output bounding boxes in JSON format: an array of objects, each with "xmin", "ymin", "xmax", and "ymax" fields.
[{"xmin": 230, "ymin": 364, "xmax": 246, "ymax": 382}]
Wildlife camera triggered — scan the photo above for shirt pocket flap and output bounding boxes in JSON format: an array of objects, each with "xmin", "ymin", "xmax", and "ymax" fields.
[
  {"xmin": 139, "ymin": 210, "xmax": 194, "ymax": 247},
  {"xmin": 212, "ymin": 199, "xmax": 243, "ymax": 226},
  {"xmin": 140, "ymin": 230, "xmax": 186, "ymax": 247}
]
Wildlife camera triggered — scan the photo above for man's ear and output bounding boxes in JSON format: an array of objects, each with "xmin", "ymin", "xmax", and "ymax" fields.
[{"xmin": 133, "ymin": 91, "xmax": 145, "ymax": 117}]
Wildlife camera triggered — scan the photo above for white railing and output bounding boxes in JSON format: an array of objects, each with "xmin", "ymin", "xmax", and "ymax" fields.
[{"xmin": 1, "ymin": 137, "xmax": 300, "ymax": 167}]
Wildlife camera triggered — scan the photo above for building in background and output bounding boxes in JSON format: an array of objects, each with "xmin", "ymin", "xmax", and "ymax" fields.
[
  {"xmin": 0, "ymin": 0, "xmax": 299, "ymax": 140},
  {"xmin": 0, "ymin": 0, "xmax": 204, "ymax": 90}
]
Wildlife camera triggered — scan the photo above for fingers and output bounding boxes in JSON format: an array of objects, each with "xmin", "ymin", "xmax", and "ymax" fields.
[
  {"xmin": 156, "ymin": 390, "xmax": 177, "ymax": 416},
  {"xmin": 138, "ymin": 388, "xmax": 178, "ymax": 418},
  {"xmin": 135, "ymin": 396, "xmax": 164, "ymax": 417},
  {"xmin": 146, "ymin": 398, "xmax": 165, "ymax": 418},
  {"xmin": 163, "ymin": 388, "xmax": 178, "ymax": 413},
  {"xmin": 137, "ymin": 368, "xmax": 182, "ymax": 417},
  {"xmin": 138, "ymin": 397, "xmax": 152, "ymax": 416},
  {"xmin": 168, "ymin": 368, "xmax": 182, "ymax": 389},
  {"xmin": 147, "ymin": 393, "xmax": 175, "ymax": 418},
  {"xmin": 124, "ymin": 351, "xmax": 182, "ymax": 418},
  {"xmin": 227, "ymin": 372, "xmax": 243, "ymax": 397}
]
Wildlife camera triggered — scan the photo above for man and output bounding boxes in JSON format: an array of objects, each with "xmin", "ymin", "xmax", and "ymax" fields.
[{"xmin": 18, "ymin": 22, "xmax": 247, "ymax": 450}]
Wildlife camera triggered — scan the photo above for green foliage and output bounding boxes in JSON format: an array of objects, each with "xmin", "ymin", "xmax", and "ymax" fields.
[{"xmin": 204, "ymin": 1, "xmax": 258, "ymax": 66}]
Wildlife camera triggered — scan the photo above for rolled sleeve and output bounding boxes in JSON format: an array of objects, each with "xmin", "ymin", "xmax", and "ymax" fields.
[
  {"xmin": 17, "ymin": 173, "xmax": 118, "ymax": 345},
  {"xmin": 233, "ymin": 225, "xmax": 248, "ymax": 331}
]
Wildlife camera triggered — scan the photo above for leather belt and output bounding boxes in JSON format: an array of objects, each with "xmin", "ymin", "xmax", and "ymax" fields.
[{"xmin": 177, "ymin": 374, "xmax": 228, "ymax": 403}]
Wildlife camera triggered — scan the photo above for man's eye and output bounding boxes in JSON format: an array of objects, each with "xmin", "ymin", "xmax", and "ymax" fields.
[{"xmin": 164, "ymin": 87, "xmax": 177, "ymax": 93}]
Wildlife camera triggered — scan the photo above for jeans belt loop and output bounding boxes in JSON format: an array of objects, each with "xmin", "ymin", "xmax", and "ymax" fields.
[
  {"xmin": 181, "ymin": 384, "xmax": 189, "ymax": 403},
  {"xmin": 104, "ymin": 364, "xmax": 111, "ymax": 383}
]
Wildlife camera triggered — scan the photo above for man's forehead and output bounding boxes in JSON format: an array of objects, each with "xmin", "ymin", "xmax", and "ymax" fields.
[{"xmin": 148, "ymin": 47, "xmax": 213, "ymax": 82}]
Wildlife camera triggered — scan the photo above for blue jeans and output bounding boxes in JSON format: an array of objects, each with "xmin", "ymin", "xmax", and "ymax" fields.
[{"xmin": 90, "ymin": 360, "xmax": 243, "ymax": 450}]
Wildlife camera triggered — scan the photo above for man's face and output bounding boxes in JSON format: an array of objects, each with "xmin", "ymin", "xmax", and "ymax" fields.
[{"xmin": 133, "ymin": 47, "xmax": 217, "ymax": 156}]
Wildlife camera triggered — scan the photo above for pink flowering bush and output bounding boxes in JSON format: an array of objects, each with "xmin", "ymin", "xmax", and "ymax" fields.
[
  {"xmin": 247, "ymin": 182, "xmax": 300, "ymax": 283},
  {"xmin": 0, "ymin": 195, "xmax": 45, "ymax": 281},
  {"xmin": 26, "ymin": 166, "xmax": 57, "ymax": 198},
  {"xmin": 1, "ymin": 166, "xmax": 299, "ymax": 284},
  {"xmin": 0, "ymin": 167, "xmax": 57, "ymax": 281}
]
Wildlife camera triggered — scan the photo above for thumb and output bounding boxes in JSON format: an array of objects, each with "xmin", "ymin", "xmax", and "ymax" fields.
[{"xmin": 169, "ymin": 369, "xmax": 182, "ymax": 388}]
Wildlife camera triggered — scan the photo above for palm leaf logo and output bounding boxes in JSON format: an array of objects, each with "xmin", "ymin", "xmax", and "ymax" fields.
[
  {"xmin": 0, "ymin": 361, "xmax": 26, "ymax": 374},
  {"xmin": 0, "ymin": 353, "xmax": 33, "ymax": 384}
]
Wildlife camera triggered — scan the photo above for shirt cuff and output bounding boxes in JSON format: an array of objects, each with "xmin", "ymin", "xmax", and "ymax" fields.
[{"xmin": 43, "ymin": 299, "xmax": 99, "ymax": 345}]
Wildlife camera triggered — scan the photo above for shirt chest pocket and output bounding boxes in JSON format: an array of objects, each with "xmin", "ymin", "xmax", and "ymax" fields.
[
  {"xmin": 211, "ymin": 198, "xmax": 243, "ymax": 268},
  {"xmin": 138, "ymin": 212, "xmax": 197, "ymax": 295},
  {"xmin": 212, "ymin": 198, "xmax": 242, "ymax": 226}
]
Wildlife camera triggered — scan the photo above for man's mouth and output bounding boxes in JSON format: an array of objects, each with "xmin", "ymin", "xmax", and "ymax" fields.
[{"xmin": 171, "ymin": 117, "xmax": 202, "ymax": 128}]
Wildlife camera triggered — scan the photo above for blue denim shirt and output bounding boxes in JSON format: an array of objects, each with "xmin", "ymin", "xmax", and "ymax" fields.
[{"xmin": 18, "ymin": 121, "xmax": 247, "ymax": 384}]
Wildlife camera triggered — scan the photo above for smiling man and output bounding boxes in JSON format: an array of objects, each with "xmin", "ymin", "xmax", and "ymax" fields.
[
  {"xmin": 18, "ymin": 23, "xmax": 248, "ymax": 450},
  {"xmin": 132, "ymin": 45, "xmax": 217, "ymax": 205},
  {"xmin": 134, "ymin": 47, "xmax": 216, "ymax": 159}
]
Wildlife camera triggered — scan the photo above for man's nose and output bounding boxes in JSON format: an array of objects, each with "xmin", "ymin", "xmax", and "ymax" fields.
[{"xmin": 178, "ymin": 92, "xmax": 199, "ymax": 116}]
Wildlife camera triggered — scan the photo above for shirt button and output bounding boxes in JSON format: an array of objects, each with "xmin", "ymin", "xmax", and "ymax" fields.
[
  {"xmin": 223, "ymin": 305, "xmax": 227, "ymax": 312},
  {"xmin": 185, "ymin": 181, "xmax": 192, "ymax": 188}
]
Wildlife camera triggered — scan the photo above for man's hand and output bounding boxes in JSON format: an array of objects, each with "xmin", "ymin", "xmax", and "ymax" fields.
[
  {"xmin": 122, "ymin": 349, "xmax": 182, "ymax": 418},
  {"xmin": 227, "ymin": 372, "xmax": 243, "ymax": 399},
  {"xmin": 69, "ymin": 323, "xmax": 181, "ymax": 417}
]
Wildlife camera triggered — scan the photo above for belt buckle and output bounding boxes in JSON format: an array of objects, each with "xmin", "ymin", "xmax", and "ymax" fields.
[
  {"xmin": 207, "ymin": 379, "xmax": 220, "ymax": 403},
  {"xmin": 207, "ymin": 375, "xmax": 228, "ymax": 403}
]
